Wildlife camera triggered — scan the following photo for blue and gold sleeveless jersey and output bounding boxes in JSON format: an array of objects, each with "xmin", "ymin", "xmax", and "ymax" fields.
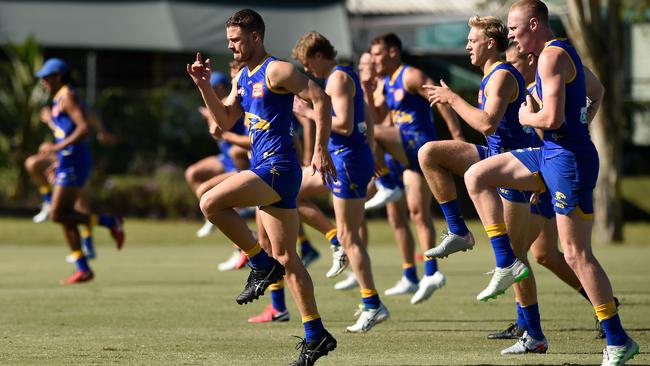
[
  {"xmin": 479, "ymin": 61, "xmax": 532, "ymax": 154},
  {"xmin": 236, "ymin": 56, "xmax": 297, "ymax": 167},
  {"xmin": 535, "ymin": 38, "xmax": 590, "ymax": 151},
  {"xmin": 383, "ymin": 64, "xmax": 437, "ymax": 138},
  {"xmin": 325, "ymin": 65, "xmax": 369, "ymax": 153},
  {"xmin": 217, "ymin": 116, "xmax": 247, "ymax": 156},
  {"xmin": 51, "ymin": 85, "xmax": 90, "ymax": 160}
]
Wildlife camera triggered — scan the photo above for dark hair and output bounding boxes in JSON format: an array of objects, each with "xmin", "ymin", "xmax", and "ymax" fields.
[
  {"xmin": 511, "ymin": 0, "xmax": 549, "ymax": 25},
  {"xmin": 371, "ymin": 33, "xmax": 403, "ymax": 54},
  {"xmin": 292, "ymin": 31, "xmax": 337, "ymax": 63},
  {"xmin": 226, "ymin": 9, "xmax": 265, "ymax": 39}
]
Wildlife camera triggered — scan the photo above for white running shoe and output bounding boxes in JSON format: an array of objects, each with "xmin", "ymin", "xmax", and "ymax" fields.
[
  {"xmin": 364, "ymin": 182, "xmax": 403, "ymax": 211},
  {"xmin": 602, "ymin": 337, "xmax": 640, "ymax": 366},
  {"xmin": 501, "ymin": 331, "xmax": 548, "ymax": 355},
  {"xmin": 346, "ymin": 303, "xmax": 390, "ymax": 333},
  {"xmin": 410, "ymin": 271, "xmax": 445, "ymax": 304},
  {"xmin": 196, "ymin": 219, "xmax": 216, "ymax": 238},
  {"xmin": 326, "ymin": 245, "xmax": 348, "ymax": 278},
  {"xmin": 477, "ymin": 259, "xmax": 529, "ymax": 302},
  {"xmin": 217, "ymin": 250, "xmax": 242, "ymax": 271},
  {"xmin": 33, "ymin": 201, "xmax": 51, "ymax": 223},
  {"xmin": 425, "ymin": 230, "xmax": 475, "ymax": 258},
  {"xmin": 384, "ymin": 276, "xmax": 419, "ymax": 296},
  {"xmin": 334, "ymin": 271, "xmax": 358, "ymax": 290}
]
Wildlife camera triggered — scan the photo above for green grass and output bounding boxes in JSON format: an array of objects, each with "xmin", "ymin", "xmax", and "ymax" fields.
[{"xmin": 0, "ymin": 217, "xmax": 649, "ymax": 365}]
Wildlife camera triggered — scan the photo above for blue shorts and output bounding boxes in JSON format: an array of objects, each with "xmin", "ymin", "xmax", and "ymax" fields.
[
  {"xmin": 327, "ymin": 147, "xmax": 374, "ymax": 199},
  {"xmin": 477, "ymin": 145, "xmax": 555, "ymax": 219},
  {"xmin": 250, "ymin": 159, "xmax": 302, "ymax": 209},
  {"xmin": 385, "ymin": 153, "xmax": 405, "ymax": 189},
  {"xmin": 55, "ymin": 154, "xmax": 92, "ymax": 187},
  {"xmin": 216, "ymin": 154, "xmax": 238, "ymax": 173},
  {"xmin": 511, "ymin": 146, "xmax": 598, "ymax": 217},
  {"xmin": 399, "ymin": 128, "xmax": 437, "ymax": 175}
]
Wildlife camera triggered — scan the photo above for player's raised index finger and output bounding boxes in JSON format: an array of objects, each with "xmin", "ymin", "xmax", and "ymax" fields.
[{"xmin": 196, "ymin": 52, "xmax": 202, "ymax": 63}]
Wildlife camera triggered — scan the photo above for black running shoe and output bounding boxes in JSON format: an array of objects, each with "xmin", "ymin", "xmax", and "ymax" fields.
[
  {"xmin": 487, "ymin": 323, "xmax": 526, "ymax": 339},
  {"xmin": 235, "ymin": 257, "xmax": 285, "ymax": 305},
  {"xmin": 288, "ymin": 331, "xmax": 337, "ymax": 366},
  {"xmin": 596, "ymin": 296, "xmax": 620, "ymax": 339}
]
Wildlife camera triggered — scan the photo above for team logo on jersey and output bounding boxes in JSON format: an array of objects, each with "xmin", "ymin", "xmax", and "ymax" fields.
[
  {"xmin": 252, "ymin": 82, "xmax": 264, "ymax": 98},
  {"xmin": 554, "ymin": 191, "xmax": 567, "ymax": 209},
  {"xmin": 394, "ymin": 88, "xmax": 404, "ymax": 101}
]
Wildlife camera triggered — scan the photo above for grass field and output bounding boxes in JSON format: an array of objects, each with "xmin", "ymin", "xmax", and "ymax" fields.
[{"xmin": 1, "ymin": 217, "xmax": 648, "ymax": 365}]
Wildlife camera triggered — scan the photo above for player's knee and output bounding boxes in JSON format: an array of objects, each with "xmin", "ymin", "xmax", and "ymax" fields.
[
  {"xmin": 464, "ymin": 165, "xmax": 483, "ymax": 193},
  {"xmin": 408, "ymin": 206, "xmax": 425, "ymax": 225},
  {"xmin": 184, "ymin": 165, "xmax": 198, "ymax": 185},
  {"xmin": 199, "ymin": 192, "xmax": 219, "ymax": 218},
  {"xmin": 418, "ymin": 142, "xmax": 436, "ymax": 170},
  {"xmin": 563, "ymin": 245, "xmax": 590, "ymax": 271}
]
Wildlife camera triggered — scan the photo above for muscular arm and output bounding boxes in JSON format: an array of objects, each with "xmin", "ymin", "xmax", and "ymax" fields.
[
  {"xmin": 404, "ymin": 67, "xmax": 464, "ymax": 140},
  {"xmin": 188, "ymin": 53, "xmax": 243, "ymax": 131},
  {"xmin": 56, "ymin": 90, "xmax": 89, "ymax": 150},
  {"xmin": 519, "ymin": 49, "xmax": 569, "ymax": 129},
  {"xmin": 267, "ymin": 60, "xmax": 335, "ymax": 181},
  {"xmin": 221, "ymin": 130, "xmax": 251, "ymax": 150},
  {"xmin": 326, "ymin": 70, "xmax": 355, "ymax": 136}
]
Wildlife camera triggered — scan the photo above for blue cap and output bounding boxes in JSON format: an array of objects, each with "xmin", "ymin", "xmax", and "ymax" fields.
[
  {"xmin": 35, "ymin": 58, "xmax": 69, "ymax": 78},
  {"xmin": 210, "ymin": 72, "xmax": 229, "ymax": 88}
]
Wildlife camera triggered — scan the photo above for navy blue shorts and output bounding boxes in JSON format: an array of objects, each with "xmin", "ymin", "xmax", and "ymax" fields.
[
  {"xmin": 55, "ymin": 154, "xmax": 92, "ymax": 187},
  {"xmin": 476, "ymin": 145, "xmax": 555, "ymax": 219},
  {"xmin": 250, "ymin": 159, "xmax": 302, "ymax": 209},
  {"xmin": 399, "ymin": 128, "xmax": 436, "ymax": 175},
  {"xmin": 327, "ymin": 147, "xmax": 374, "ymax": 199},
  {"xmin": 511, "ymin": 146, "xmax": 598, "ymax": 217},
  {"xmin": 216, "ymin": 153, "xmax": 238, "ymax": 173},
  {"xmin": 385, "ymin": 153, "xmax": 405, "ymax": 189}
]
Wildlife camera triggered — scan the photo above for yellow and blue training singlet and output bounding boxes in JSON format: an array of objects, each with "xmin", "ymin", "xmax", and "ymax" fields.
[
  {"xmin": 236, "ymin": 55, "xmax": 298, "ymax": 167},
  {"xmin": 535, "ymin": 38, "xmax": 591, "ymax": 152}
]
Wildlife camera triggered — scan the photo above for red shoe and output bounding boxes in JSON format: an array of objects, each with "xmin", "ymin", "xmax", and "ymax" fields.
[
  {"xmin": 247, "ymin": 303, "xmax": 289, "ymax": 323},
  {"xmin": 110, "ymin": 216, "xmax": 125, "ymax": 250},
  {"xmin": 61, "ymin": 270, "xmax": 94, "ymax": 285},
  {"xmin": 234, "ymin": 251, "xmax": 248, "ymax": 270}
]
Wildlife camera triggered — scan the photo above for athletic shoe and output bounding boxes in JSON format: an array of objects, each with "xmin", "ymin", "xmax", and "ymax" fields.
[
  {"xmin": 109, "ymin": 216, "xmax": 125, "ymax": 250},
  {"xmin": 477, "ymin": 259, "xmax": 529, "ymax": 302},
  {"xmin": 364, "ymin": 183, "xmax": 403, "ymax": 211},
  {"xmin": 196, "ymin": 219, "xmax": 216, "ymax": 238},
  {"xmin": 501, "ymin": 331, "xmax": 548, "ymax": 355},
  {"xmin": 601, "ymin": 337, "xmax": 640, "ymax": 366},
  {"xmin": 597, "ymin": 297, "xmax": 621, "ymax": 339},
  {"xmin": 234, "ymin": 251, "xmax": 249, "ymax": 270},
  {"xmin": 33, "ymin": 201, "xmax": 51, "ymax": 223},
  {"xmin": 346, "ymin": 303, "xmax": 390, "ymax": 333},
  {"xmin": 325, "ymin": 245, "xmax": 348, "ymax": 278},
  {"xmin": 247, "ymin": 303, "xmax": 290, "ymax": 323},
  {"xmin": 424, "ymin": 230, "xmax": 475, "ymax": 258},
  {"xmin": 488, "ymin": 323, "xmax": 526, "ymax": 339},
  {"xmin": 334, "ymin": 271, "xmax": 358, "ymax": 290},
  {"xmin": 301, "ymin": 247, "xmax": 321, "ymax": 268},
  {"xmin": 288, "ymin": 330, "xmax": 337, "ymax": 366},
  {"xmin": 218, "ymin": 250, "xmax": 243, "ymax": 271},
  {"xmin": 410, "ymin": 271, "xmax": 445, "ymax": 304},
  {"xmin": 61, "ymin": 270, "xmax": 94, "ymax": 285},
  {"xmin": 384, "ymin": 276, "xmax": 418, "ymax": 296},
  {"xmin": 236, "ymin": 257, "xmax": 285, "ymax": 305}
]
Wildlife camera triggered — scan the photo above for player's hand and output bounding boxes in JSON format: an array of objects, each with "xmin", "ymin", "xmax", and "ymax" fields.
[
  {"xmin": 39, "ymin": 142, "xmax": 58, "ymax": 154},
  {"xmin": 518, "ymin": 94, "xmax": 535, "ymax": 126},
  {"xmin": 311, "ymin": 145, "xmax": 337, "ymax": 186},
  {"xmin": 209, "ymin": 124, "xmax": 223, "ymax": 140},
  {"xmin": 529, "ymin": 191, "xmax": 540, "ymax": 205},
  {"xmin": 293, "ymin": 96, "xmax": 313, "ymax": 120},
  {"xmin": 423, "ymin": 79, "xmax": 453, "ymax": 106},
  {"xmin": 198, "ymin": 106, "xmax": 212, "ymax": 120},
  {"xmin": 360, "ymin": 75, "xmax": 376, "ymax": 94},
  {"xmin": 97, "ymin": 131, "xmax": 117, "ymax": 146},
  {"xmin": 39, "ymin": 107, "xmax": 52, "ymax": 124},
  {"xmin": 186, "ymin": 52, "xmax": 212, "ymax": 90}
]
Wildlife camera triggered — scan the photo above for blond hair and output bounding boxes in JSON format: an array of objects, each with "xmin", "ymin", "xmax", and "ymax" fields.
[
  {"xmin": 468, "ymin": 15, "xmax": 508, "ymax": 52},
  {"xmin": 292, "ymin": 31, "xmax": 337, "ymax": 63}
]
